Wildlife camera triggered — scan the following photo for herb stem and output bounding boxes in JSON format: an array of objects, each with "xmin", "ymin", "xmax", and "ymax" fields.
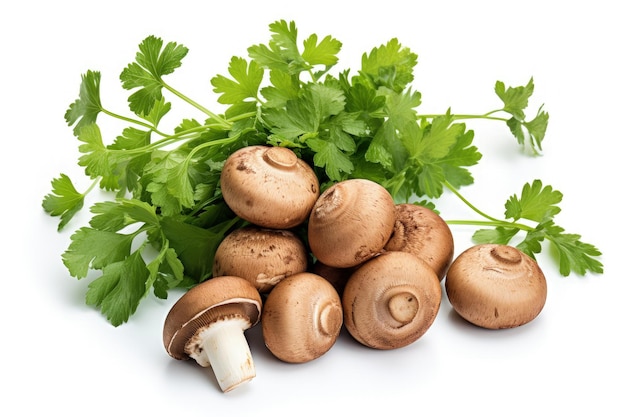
[
  {"xmin": 417, "ymin": 112, "xmax": 509, "ymax": 122},
  {"xmin": 443, "ymin": 181, "xmax": 534, "ymax": 232},
  {"xmin": 101, "ymin": 108, "xmax": 168, "ymax": 137},
  {"xmin": 444, "ymin": 181, "xmax": 500, "ymax": 222},
  {"xmin": 161, "ymin": 81, "xmax": 231, "ymax": 129},
  {"xmin": 445, "ymin": 218, "xmax": 534, "ymax": 232}
]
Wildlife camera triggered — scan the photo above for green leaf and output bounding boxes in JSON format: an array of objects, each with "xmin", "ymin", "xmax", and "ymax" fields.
[
  {"xmin": 365, "ymin": 89, "xmax": 420, "ymax": 170},
  {"xmin": 472, "ymin": 227, "xmax": 519, "ymax": 245},
  {"xmin": 160, "ymin": 217, "xmax": 231, "ymax": 282},
  {"xmin": 439, "ymin": 128, "xmax": 481, "ymax": 189},
  {"xmin": 416, "ymin": 163, "xmax": 447, "ymax": 198},
  {"xmin": 89, "ymin": 199, "xmax": 159, "ymax": 232},
  {"xmin": 211, "ymin": 56, "xmax": 264, "ymax": 105},
  {"xmin": 144, "ymin": 151, "xmax": 196, "ymax": 216},
  {"xmin": 85, "ymin": 250, "xmax": 150, "ymax": 326},
  {"xmin": 260, "ymin": 70, "xmax": 300, "ymax": 108},
  {"xmin": 120, "ymin": 36, "xmax": 188, "ymax": 115},
  {"xmin": 359, "ymin": 38, "xmax": 418, "ymax": 92},
  {"xmin": 495, "ymin": 78, "xmax": 534, "ymax": 120},
  {"xmin": 140, "ymin": 96, "xmax": 171, "ymax": 126},
  {"xmin": 267, "ymin": 19, "xmax": 300, "ymax": 62},
  {"xmin": 148, "ymin": 245, "xmax": 185, "ymax": 299},
  {"xmin": 516, "ymin": 223, "xmax": 548, "ymax": 258},
  {"xmin": 264, "ymin": 83, "xmax": 345, "ymax": 140},
  {"xmin": 406, "ymin": 114, "xmax": 462, "ymax": 160},
  {"xmin": 307, "ymin": 138, "xmax": 354, "ymax": 180},
  {"xmin": 505, "ymin": 179, "xmax": 562, "ymax": 222},
  {"xmin": 248, "ymin": 20, "xmax": 303, "ymax": 74},
  {"xmin": 76, "ymin": 124, "xmax": 120, "ymax": 190},
  {"xmin": 345, "ymin": 81, "xmax": 386, "ymax": 114},
  {"xmin": 544, "ymin": 222, "xmax": 604, "ymax": 276},
  {"xmin": 524, "ymin": 107, "xmax": 549, "ymax": 152},
  {"xmin": 42, "ymin": 174, "xmax": 85, "ymax": 231},
  {"xmin": 65, "ymin": 70, "xmax": 104, "ymax": 136},
  {"xmin": 62, "ymin": 227, "xmax": 135, "ymax": 279},
  {"xmin": 302, "ymin": 33, "xmax": 342, "ymax": 66}
]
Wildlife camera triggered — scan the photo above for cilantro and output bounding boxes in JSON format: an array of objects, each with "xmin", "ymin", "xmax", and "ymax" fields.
[{"xmin": 43, "ymin": 20, "xmax": 603, "ymax": 325}]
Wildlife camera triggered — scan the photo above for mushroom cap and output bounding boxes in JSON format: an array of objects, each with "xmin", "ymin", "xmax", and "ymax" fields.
[
  {"xmin": 307, "ymin": 179, "xmax": 396, "ymax": 268},
  {"xmin": 445, "ymin": 244, "xmax": 547, "ymax": 329},
  {"xmin": 342, "ymin": 251, "xmax": 442, "ymax": 350},
  {"xmin": 311, "ymin": 260, "xmax": 356, "ymax": 296},
  {"xmin": 384, "ymin": 203, "xmax": 454, "ymax": 281},
  {"xmin": 262, "ymin": 272, "xmax": 343, "ymax": 363},
  {"xmin": 163, "ymin": 276, "xmax": 262, "ymax": 360},
  {"xmin": 212, "ymin": 226, "xmax": 309, "ymax": 293},
  {"xmin": 220, "ymin": 145, "xmax": 320, "ymax": 229}
]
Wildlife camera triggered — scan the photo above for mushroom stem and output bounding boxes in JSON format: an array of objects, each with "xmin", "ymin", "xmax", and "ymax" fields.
[{"xmin": 187, "ymin": 317, "xmax": 256, "ymax": 392}]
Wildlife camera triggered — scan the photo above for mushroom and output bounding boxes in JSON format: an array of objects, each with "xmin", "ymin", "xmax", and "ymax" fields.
[
  {"xmin": 445, "ymin": 244, "xmax": 547, "ymax": 329},
  {"xmin": 307, "ymin": 178, "xmax": 396, "ymax": 268},
  {"xmin": 311, "ymin": 260, "xmax": 356, "ymax": 296},
  {"xmin": 219, "ymin": 145, "xmax": 319, "ymax": 229},
  {"xmin": 212, "ymin": 226, "xmax": 309, "ymax": 293},
  {"xmin": 163, "ymin": 276, "xmax": 262, "ymax": 392},
  {"xmin": 342, "ymin": 251, "xmax": 442, "ymax": 349},
  {"xmin": 262, "ymin": 272, "xmax": 343, "ymax": 363},
  {"xmin": 384, "ymin": 203, "xmax": 454, "ymax": 281}
]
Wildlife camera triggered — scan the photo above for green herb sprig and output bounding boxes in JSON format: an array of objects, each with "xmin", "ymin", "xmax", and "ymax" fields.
[{"xmin": 42, "ymin": 20, "xmax": 603, "ymax": 326}]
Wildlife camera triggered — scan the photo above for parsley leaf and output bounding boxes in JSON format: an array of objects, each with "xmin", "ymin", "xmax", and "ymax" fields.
[
  {"xmin": 359, "ymin": 38, "xmax": 418, "ymax": 92},
  {"xmin": 65, "ymin": 70, "xmax": 104, "ymax": 136},
  {"xmin": 504, "ymin": 179, "xmax": 562, "ymax": 222},
  {"xmin": 211, "ymin": 57, "xmax": 264, "ymax": 105},
  {"xmin": 62, "ymin": 227, "xmax": 135, "ymax": 279},
  {"xmin": 544, "ymin": 222, "xmax": 604, "ymax": 276},
  {"xmin": 76, "ymin": 123, "xmax": 119, "ymax": 190},
  {"xmin": 248, "ymin": 19, "xmax": 341, "ymax": 80},
  {"xmin": 42, "ymin": 174, "xmax": 86, "ymax": 231},
  {"xmin": 85, "ymin": 250, "xmax": 149, "ymax": 326},
  {"xmin": 120, "ymin": 35, "xmax": 188, "ymax": 116},
  {"xmin": 496, "ymin": 78, "xmax": 549, "ymax": 154},
  {"xmin": 302, "ymin": 33, "xmax": 342, "ymax": 67}
]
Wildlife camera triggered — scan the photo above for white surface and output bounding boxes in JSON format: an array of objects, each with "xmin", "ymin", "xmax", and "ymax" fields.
[{"xmin": 2, "ymin": 1, "xmax": 623, "ymax": 415}]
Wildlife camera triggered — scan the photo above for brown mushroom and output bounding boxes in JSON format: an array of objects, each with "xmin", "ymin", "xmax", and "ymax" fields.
[
  {"xmin": 307, "ymin": 178, "xmax": 396, "ymax": 268},
  {"xmin": 212, "ymin": 226, "xmax": 309, "ymax": 293},
  {"xmin": 220, "ymin": 145, "xmax": 319, "ymax": 229},
  {"xmin": 311, "ymin": 260, "xmax": 356, "ymax": 296},
  {"xmin": 262, "ymin": 272, "xmax": 343, "ymax": 363},
  {"xmin": 384, "ymin": 203, "xmax": 454, "ymax": 281},
  {"xmin": 342, "ymin": 251, "xmax": 442, "ymax": 350},
  {"xmin": 445, "ymin": 244, "xmax": 547, "ymax": 329},
  {"xmin": 163, "ymin": 276, "xmax": 262, "ymax": 392}
]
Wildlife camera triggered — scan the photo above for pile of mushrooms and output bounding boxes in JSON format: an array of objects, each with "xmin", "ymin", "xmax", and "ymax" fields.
[{"xmin": 162, "ymin": 145, "xmax": 549, "ymax": 393}]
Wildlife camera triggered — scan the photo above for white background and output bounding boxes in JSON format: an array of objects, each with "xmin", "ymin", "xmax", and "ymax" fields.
[{"xmin": 2, "ymin": 1, "xmax": 623, "ymax": 415}]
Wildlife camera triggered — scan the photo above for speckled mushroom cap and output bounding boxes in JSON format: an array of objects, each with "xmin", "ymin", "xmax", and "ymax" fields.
[
  {"xmin": 219, "ymin": 145, "xmax": 320, "ymax": 229},
  {"xmin": 307, "ymin": 179, "xmax": 396, "ymax": 268},
  {"xmin": 384, "ymin": 203, "xmax": 454, "ymax": 281},
  {"xmin": 212, "ymin": 226, "xmax": 309, "ymax": 293},
  {"xmin": 262, "ymin": 272, "xmax": 343, "ymax": 363},
  {"xmin": 445, "ymin": 244, "xmax": 547, "ymax": 329},
  {"xmin": 163, "ymin": 276, "xmax": 262, "ymax": 360}
]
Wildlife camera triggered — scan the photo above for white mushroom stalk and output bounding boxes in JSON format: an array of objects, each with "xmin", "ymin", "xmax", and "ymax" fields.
[{"xmin": 186, "ymin": 317, "xmax": 256, "ymax": 392}]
